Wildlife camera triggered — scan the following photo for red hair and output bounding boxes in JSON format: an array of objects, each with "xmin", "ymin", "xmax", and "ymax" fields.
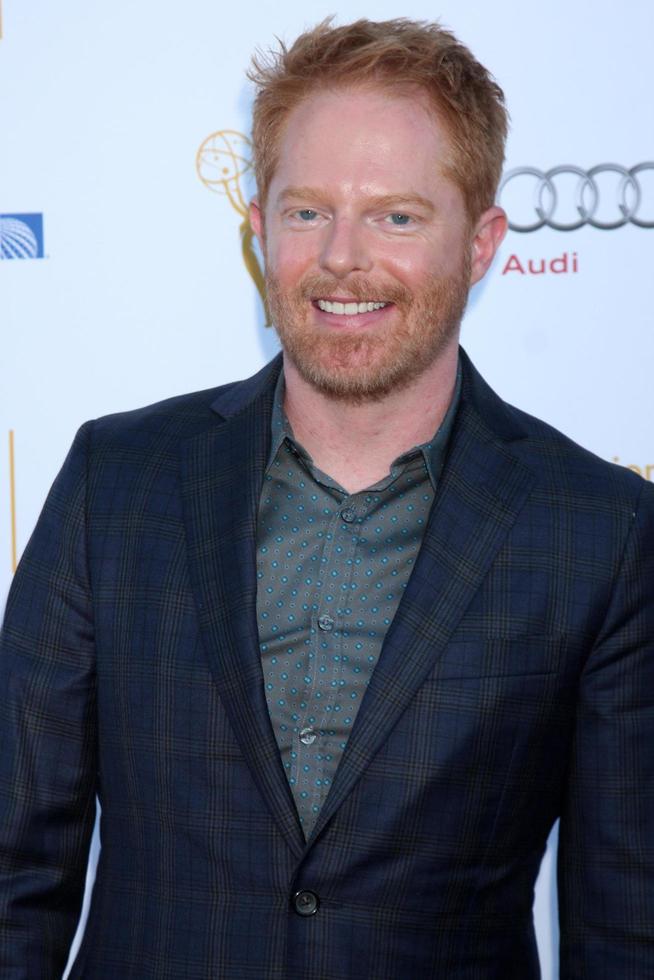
[{"xmin": 248, "ymin": 17, "xmax": 508, "ymax": 221}]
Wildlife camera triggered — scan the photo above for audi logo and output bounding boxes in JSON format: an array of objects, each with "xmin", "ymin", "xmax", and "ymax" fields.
[{"xmin": 498, "ymin": 163, "xmax": 654, "ymax": 231}]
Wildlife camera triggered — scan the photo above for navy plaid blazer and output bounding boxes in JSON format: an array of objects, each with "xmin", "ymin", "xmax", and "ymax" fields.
[{"xmin": 1, "ymin": 349, "xmax": 653, "ymax": 979}]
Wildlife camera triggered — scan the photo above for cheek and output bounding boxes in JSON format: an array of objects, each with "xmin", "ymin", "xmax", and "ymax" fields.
[
  {"xmin": 377, "ymin": 232, "xmax": 464, "ymax": 281},
  {"xmin": 396, "ymin": 240, "xmax": 468, "ymax": 283},
  {"xmin": 381, "ymin": 250, "xmax": 441, "ymax": 288},
  {"xmin": 266, "ymin": 236, "xmax": 316, "ymax": 284}
]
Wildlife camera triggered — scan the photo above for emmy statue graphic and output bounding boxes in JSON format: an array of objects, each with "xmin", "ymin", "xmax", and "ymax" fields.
[{"xmin": 196, "ymin": 130, "xmax": 270, "ymax": 325}]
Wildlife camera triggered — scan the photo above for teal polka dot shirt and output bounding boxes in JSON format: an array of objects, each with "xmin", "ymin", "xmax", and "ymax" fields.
[{"xmin": 256, "ymin": 367, "xmax": 461, "ymax": 839}]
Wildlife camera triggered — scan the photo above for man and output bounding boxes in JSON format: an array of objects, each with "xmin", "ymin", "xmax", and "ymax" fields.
[{"xmin": 1, "ymin": 17, "xmax": 652, "ymax": 979}]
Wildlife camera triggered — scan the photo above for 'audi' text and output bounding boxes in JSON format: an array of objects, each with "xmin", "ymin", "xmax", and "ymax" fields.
[{"xmin": 502, "ymin": 251, "xmax": 579, "ymax": 276}]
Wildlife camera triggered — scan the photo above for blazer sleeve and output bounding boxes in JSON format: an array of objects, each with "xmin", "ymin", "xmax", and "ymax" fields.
[
  {"xmin": 557, "ymin": 478, "xmax": 654, "ymax": 978},
  {"xmin": 0, "ymin": 424, "xmax": 98, "ymax": 978}
]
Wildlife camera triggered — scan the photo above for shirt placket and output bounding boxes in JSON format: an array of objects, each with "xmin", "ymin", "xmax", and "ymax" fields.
[{"xmin": 292, "ymin": 489, "xmax": 364, "ymax": 829}]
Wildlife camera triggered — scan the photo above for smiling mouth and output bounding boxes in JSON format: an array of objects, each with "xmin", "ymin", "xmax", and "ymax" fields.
[{"xmin": 315, "ymin": 299, "xmax": 390, "ymax": 315}]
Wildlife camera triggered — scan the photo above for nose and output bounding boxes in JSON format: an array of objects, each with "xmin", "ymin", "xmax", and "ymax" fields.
[{"xmin": 319, "ymin": 217, "xmax": 372, "ymax": 278}]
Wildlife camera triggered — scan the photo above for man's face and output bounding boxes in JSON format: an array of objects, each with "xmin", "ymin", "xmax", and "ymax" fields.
[{"xmin": 250, "ymin": 85, "xmax": 503, "ymax": 402}]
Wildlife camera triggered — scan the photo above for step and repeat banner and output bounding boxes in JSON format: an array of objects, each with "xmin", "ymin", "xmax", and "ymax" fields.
[{"xmin": 1, "ymin": 1, "xmax": 652, "ymax": 976}]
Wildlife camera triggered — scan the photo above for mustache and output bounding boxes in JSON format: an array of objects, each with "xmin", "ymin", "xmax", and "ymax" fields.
[{"xmin": 297, "ymin": 274, "xmax": 412, "ymax": 306}]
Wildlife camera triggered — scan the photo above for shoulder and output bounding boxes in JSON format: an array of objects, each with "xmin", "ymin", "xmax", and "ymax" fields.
[
  {"xmin": 460, "ymin": 348, "xmax": 653, "ymax": 519},
  {"xmin": 81, "ymin": 355, "xmax": 282, "ymax": 455},
  {"xmin": 88, "ymin": 383, "xmax": 234, "ymax": 443},
  {"xmin": 505, "ymin": 399, "xmax": 649, "ymax": 510}
]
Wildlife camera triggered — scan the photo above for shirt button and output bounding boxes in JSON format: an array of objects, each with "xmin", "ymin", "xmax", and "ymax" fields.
[
  {"xmin": 341, "ymin": 506, "xmax": 356, "ymax": 523},
  {"xmin": 299, "ymin": 727, "xmax": 317, "ymax": 745},
  {"xmin": 317, "ymin": 614, "xmax": 334, "ymax": 631},
  {"xmin": 293, "ymin": 890, "xmax": 320, "ymax": 916}
]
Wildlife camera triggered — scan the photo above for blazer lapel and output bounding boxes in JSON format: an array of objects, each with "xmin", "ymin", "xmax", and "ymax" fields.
[
  {"xmin": 309, "ymin": 355, "xmax": 537, "ymax": 844},
  {"xmin": 181, "ymin": 355, "xmax": 306, "ymax": 857}
]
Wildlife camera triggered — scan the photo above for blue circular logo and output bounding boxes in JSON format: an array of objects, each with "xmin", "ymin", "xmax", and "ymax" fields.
[{"xmin": 0, "ymin": 217, "xmax": 39, "ymax": 258}]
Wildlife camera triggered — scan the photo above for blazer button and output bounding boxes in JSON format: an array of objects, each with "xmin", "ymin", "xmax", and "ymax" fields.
[{"xmin": 293, "ymin": 889, "xmax": 320, "ymax": 916}]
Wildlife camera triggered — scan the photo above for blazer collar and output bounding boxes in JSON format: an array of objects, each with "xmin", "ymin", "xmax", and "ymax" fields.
[
  {"xmin": 209, "ymin": 352, "xmax": 283, "ymax": 420},
  {"xmin": 457, "ymin": 347, "xmax": 530, "ymax": 444}
]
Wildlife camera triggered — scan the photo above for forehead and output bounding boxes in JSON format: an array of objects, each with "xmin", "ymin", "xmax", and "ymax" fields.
[{"xmin": 268, "ymin": 85, "xmax": 455, "ymax": 201}]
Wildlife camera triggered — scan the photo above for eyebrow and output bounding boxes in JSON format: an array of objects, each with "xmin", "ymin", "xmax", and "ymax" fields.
[{"xmin": 277, "ymin": 186, "xmax": 436, "ymax": 214}]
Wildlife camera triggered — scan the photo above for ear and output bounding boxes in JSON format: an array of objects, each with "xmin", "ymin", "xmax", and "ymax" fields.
[
  {"xmin": 249, "ymin": 197, "xmax": 264, "ymax": 245},
  {"xmin": 469, "ymin": 206, "xmax": 507, "ymax": 286}
]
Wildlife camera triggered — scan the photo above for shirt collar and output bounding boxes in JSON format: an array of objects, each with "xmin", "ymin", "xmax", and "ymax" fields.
[{"xmin": 267, "ymin": 360, "xmax": 462, "ymax": 491}]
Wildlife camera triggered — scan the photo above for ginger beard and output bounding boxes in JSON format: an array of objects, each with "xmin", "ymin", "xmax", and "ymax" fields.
[{"xmin": 265, "ymin": 260, "xmax": 472, "ymax": 403}]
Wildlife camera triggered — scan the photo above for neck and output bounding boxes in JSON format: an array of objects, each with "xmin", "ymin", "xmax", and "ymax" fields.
[{"xmin": 282, "ymin": 342, "xmax": 459, "ymax": 494}]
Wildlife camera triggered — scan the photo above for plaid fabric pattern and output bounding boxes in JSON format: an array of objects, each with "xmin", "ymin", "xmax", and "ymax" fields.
[{"xmin": 1, "ymin": 349, "xmax": 652, "ymax": 979}]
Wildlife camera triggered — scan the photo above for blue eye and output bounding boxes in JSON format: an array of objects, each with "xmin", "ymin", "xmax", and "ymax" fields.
[
  {"xmin": 388, "ymin": 213, "xmax": 411, "ymax": 226},
  {"xmin": 297, "ymin": 209, "xmax": 318, "ymax": 221}
]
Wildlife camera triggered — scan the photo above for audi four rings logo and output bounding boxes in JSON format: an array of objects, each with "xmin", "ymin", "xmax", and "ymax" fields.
[{"xmin": 499, "ymin": 164, "xmax": 654, "ymax": 232}]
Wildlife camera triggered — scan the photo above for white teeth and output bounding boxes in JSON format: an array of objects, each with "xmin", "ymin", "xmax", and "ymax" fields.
[{"xmin": 317, "ymin": 299, "xmax": 388, "ymax": 315}]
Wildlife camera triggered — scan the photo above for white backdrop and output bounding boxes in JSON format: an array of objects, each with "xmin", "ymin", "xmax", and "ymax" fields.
[{"xmin": 1, "ymin": 1, "xmax": 653, "ymax": 976}]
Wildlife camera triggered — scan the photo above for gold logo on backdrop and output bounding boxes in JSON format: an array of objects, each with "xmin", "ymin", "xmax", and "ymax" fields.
[
  {"xmin": 612, "ymin": 457, "xmax": 654, "ymax": 481},
  {"xmin": 196, "ymin": 130, "xmax": 270, "ymax": 325}
]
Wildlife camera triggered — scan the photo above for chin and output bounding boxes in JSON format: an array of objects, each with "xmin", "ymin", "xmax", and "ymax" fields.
[{"xmin": 286, "ymin": 344, "xmax": 442, "ymax": 404}]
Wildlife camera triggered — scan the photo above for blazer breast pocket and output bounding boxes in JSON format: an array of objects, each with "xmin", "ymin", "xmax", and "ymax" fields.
[{"xmin": 432, "ymin": 633, "xmax": 574, "ymax": 681}]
